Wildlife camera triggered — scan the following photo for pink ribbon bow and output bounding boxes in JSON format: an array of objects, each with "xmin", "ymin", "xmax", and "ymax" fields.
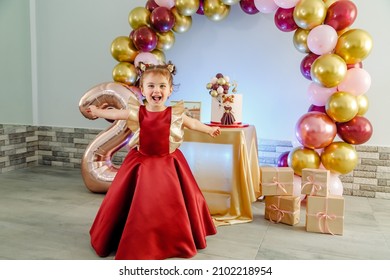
[{"xmin": 302, "ymin": 175, "xmax": 323, "ymax": 196}]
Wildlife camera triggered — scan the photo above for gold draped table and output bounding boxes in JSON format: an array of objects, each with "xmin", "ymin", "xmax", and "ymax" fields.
[{"xmin": 181, "ymin": 125, "xmax": 261, "ymax": 225}]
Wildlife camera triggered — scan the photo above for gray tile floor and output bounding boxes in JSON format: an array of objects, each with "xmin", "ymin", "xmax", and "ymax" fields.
[{"xmin": 0, "ymin": 166, "xmax": 389, "ymax": 260}]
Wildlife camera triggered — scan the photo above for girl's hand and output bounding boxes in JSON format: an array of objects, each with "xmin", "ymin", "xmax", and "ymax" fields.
[
  {"xmin": 209, "ymin": 127, "xmax": 221, "ymax": 138},
  {"xmin": 86, "ymin": 105, "xmax": 99, "ymax": 118}
]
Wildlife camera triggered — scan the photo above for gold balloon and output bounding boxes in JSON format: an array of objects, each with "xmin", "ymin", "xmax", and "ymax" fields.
[
  {"xmin": 175, "ymin": 0, "xmax": 200, "ymax": 16},
  {"xmin": 321, "ymin": 141, "xmax": 359, "ymax": 174},
  {"xmin": 335, "ymin": 29, "xmax": 373, "ymax": 64},
  {"xmin": 326, "ymin": 91, "xmax": 358, "ymax": 122},
  {"xmin": 171, "ymin": 7, "xmax": 192, "ymax": 33},
  {"xmin": 287, "ymin": 146, "xmax": 321, "ymax": 176},
  {"xmin": 323, "ymin": 0, "xmax": 339, "ymax": 8},
  {"xmin": 293, "ymin": 0, "xmax": 326, "ymax": 30},
  {"xmin": 203, "ymin": 0, "xmax": 231, "ymax": 22},
  {"xmin": 156, "ymin": 30, "xmax": 176, "ymax": 51},
  {"xmin": 128, "ymin": 7, "xmax": 151, "ymax": 30},
  {"xmin": 293, "ymin": 28, "xmax": 310, "ymax": 53},
  {"xmin": 356, "ymin": 94, "xmax": 369, "ymax": 116},
  {"xmin": 151, "ymin": 49, "xmax": 166, "ymax": 64},
  {"xmin": 110, "ymin": 36, "xmax": 139, "ymax": 63},
  {"xmin": 311, "ymin": 54, "xmax": 347, "ymax": 88},
  {"xmin": 221, "ymin": 0, "xmax": 240, "ymax": 4},
  {"xmin": 112, "ymin": 62, "xmax": 138, "ymax": 85}
]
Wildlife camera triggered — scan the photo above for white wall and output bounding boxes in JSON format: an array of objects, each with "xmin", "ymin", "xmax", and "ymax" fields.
[
  {"xmin": 1, "ymin": 0, "xmax": 389, "ymax": 146},
  {"xmin": 0, "ymin": 0, "xmax": 32, "ymax": 124}
]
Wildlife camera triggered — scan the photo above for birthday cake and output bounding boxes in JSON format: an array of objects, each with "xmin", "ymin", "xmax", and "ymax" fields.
[{"xmin": 206, "ymin": 73, "xmax": 244, "ymax": 127}]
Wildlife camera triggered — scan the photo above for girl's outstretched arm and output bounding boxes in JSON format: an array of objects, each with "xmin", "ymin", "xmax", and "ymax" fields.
[
  {"xmin": 87, "ymin": 104, "xmax": 130, "ymax": 120},
  {"xmin": 182, "ymin": 114, "xmax": 221, "ymax": 138}
]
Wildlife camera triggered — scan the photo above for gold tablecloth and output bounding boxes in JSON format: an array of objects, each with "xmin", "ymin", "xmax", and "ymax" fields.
[{"xmin": 181, "ymin": 125, "xmax": 261, "ymax": 225}]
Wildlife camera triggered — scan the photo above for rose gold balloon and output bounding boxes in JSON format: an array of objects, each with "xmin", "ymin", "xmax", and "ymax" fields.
[
  {"xmin": 79, "ymin": 82, "xmax": 142, "ymax": 193},
  {"xmin": 295, "ymin": 112, "xmax": 337, "ymax": 149}
]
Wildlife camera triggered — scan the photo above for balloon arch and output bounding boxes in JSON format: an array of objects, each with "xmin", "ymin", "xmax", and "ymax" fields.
[{"xmin": 79, "ymin": 0, "xmax": 373, "ymax": 193}]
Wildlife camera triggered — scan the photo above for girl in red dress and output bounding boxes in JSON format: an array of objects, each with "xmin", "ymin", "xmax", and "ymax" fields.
[{"xmin": 87, "ymin": 62, "xmax": 221, "ymax": 260}]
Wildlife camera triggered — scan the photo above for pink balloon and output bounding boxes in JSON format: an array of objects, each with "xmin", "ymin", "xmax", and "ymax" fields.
[
  {"xmin": 300, "ymin": 53, "xmax": 320, "ymax": 80},
  {"xmin": 307, "ymin": 25, "xmax": 338, "ymax": 55},
  {"xmin": 293, "ymin": 175, "xmax": 307, "ymax": 202},
  {"xmin": 274, "ymin": 7, "xmax": 298, "ymax": 32},
  {"xmin": 337, "ymin": 68, "xmax": 371, "ymax": 96},
  {"xmin": 307, "ymin": 82, "xmax": 337, "ymax": 106},
  {"xmin": 254, "ymin": 0, "xmax": 278, "ymax": 14},
  {"xmin": 155, "ymin": 0, "xmax": 175, "ymax": 9},
  {"xmin": 134, "ymin": 52, "xmax": 159, "ymax": 67},
  {"xmin": 274, "ymin": 0, "xmax": 299, "ymax": 9},
  {"xmin": 150, "ymin": 6, "xmax": 175, "ymax": 33},
  {"xmin": 329, "ymin": 172, "xmax": 343, "ymax": 196},
  {"xmin": 240, "ymin": 0, "xmax": 260, "ymax": 15},
  {"xmin": 295, "ymin": 112, "xmax": 337, "ymax": 149},
  {"xmin": 277, "ymin": 151, "xmax": 290, "ymax": 167},
  {"xmin": 325, "ymin": 0, "xmax": 357, "ymax": 31}
]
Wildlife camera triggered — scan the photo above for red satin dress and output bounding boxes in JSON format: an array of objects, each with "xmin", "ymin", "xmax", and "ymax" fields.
[{"xmin": 89, "ymin": 101, "xmax": 216, "ymax": 260}]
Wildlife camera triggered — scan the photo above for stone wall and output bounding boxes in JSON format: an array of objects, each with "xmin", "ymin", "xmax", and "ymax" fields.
[{"xmin": 1, "ymin": 124, "xmax": 389, "ymax": 199}]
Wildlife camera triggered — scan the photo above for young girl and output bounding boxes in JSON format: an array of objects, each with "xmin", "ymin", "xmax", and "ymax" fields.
[{"xmin": 87, "ymin": 62, "xmax": 221, "ymax": 260}]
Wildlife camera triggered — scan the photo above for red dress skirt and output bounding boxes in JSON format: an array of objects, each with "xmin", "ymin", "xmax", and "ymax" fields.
[{"xmin": 89, "ymin": 105, "xmax": 216, "ymax": 260}]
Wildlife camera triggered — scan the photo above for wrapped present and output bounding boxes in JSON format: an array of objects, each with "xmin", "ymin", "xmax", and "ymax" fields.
[
  {"xmin": 306, "ymin": 195, "xmax": 345, "ymax": 235},
  {"xmin": 301, "ymin": 168, "xmax": 330, "ymax": 197},
  {"xmin": 260, "ymin": 166, "xmax": 293, "ymax": 196},
  {"xmin": 264, "ymin": 195, "xmax": 300, "ymax": 226}
]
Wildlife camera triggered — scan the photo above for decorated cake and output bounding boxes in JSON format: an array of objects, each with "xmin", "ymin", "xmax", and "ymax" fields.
[{"xmin": 206, "ymin": 73, "xmax": 244, "ymax": 127}]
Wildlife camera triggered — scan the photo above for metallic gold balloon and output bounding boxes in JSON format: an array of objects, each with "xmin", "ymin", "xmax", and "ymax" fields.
[
  {"xmin": 311, "ymin": 54, "xmax": 347, "ymax": 88},
  {"xmin": 356, "ymin": 94, "xmax": 369, "ymax": 116},
  {"xmin": 203, "ymin": 0, "xmax": 231, "ymax": 22},
  {"xmin": 175, "ymin": 0, "xmax": 200, "ymax": 16},
  {"xmin": 321, "ymin": 141, "xmax": 358, "ymax": 174},
  {"xmin": 293, "ymin": 28, "xmax": 310, "ymax": 53},
  {"xmin": 335, "ymin": 29, "xmax": 373, "ymax": 64},
  {"xmin": 171, "ymin": 7, "xmax": 193, "ymax": 33},
  {"xmin": 128, "ymin": 7, "xmax": 151, "ymax": 30},
  {"xmin": 326, "ymin": 91, "xmax": 358, "ymax": 122},
  {"xmin": 112, "ymin": 62, "xmax": 138, "ymax": 85},
  {"xmin": 79, "ymin": 82, "xmax": 142, "ymax": 193},
  {"xmin": 287, "ymin": 146, "xmax": 321, "ymax": 176},
  {"xmin": 151, "ymin": 49, "xmax": 166, "ymax": 64},
  {"xmin": 156, "ymin": 30, "xmax": 176, "ymax": 51},
  {"xmin": 293, "ymin": 0, "xmax": 326, "ymax": 30},
  {"xmin": 110, "ymin": 36, "xmax": 139, "ymax": 62},
  {"xmin": 221, "ymin": 0, "xmax": 240, "ymax": 4}
]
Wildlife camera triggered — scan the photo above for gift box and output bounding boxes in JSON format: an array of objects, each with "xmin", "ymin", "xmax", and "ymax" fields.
[
  {"xmin": 264, "ymin": 195, "xmax": 300, "ymax": 226},
  {"xmin": 260, "ymin": 166, "xmax": 294, "ymax": 196},
  {"xmin": 306, "ymin": 195, "xmax": 344, "ymax": 235},
  {"xmin": 301, "ymin": 168, "xmax": 330, "ymax": 197}
]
